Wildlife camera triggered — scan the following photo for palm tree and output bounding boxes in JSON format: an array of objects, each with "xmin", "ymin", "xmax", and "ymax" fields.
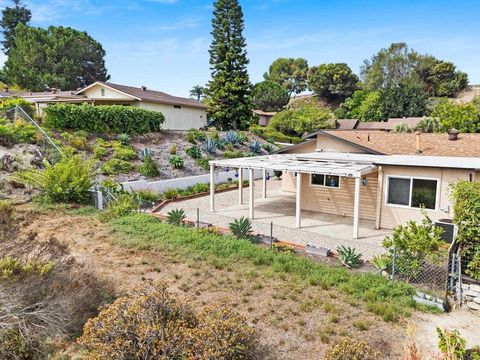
[{"xmin": 189, "ymin": 85, "xmax": 205, "ymax": 101}]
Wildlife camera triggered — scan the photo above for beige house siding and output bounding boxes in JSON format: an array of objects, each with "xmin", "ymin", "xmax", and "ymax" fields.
[
  {"xmin": 281, "ymin": 139, "xmax": 317, "ymax": 154},
  {"xmin": 316, "ymin": 133, "xmax": 369, "ymax": 153},
  {"xmin": 83, "ymin": 85, "xmax": 134, "ymax": 100},
  {"xmin": 378, "ymin": 166, "xmax": 474, "ymax": 229},
  {"xmin": 136, "ymin": 101, "xmax": 207, "ymax": 130}
]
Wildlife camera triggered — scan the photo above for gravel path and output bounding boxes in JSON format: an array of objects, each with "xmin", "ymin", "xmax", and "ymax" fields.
[{"xmin": 161, "ymin": 180, "xmax": 387, "ymax": 259}]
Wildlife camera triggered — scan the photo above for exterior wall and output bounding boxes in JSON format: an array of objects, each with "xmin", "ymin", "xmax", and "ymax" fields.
[
  {"xmin": 301, "ymin": 172, "xmax": 378, "ymax": 221},
  {"xmin": 281, "ymin": 139, "xmax": 317, "ymax": 155},
  {"xmin": 82, "ymin": 85, "xmax": 134, "ymax": 100},
  {"xmin": 136, "ymin": 101, "xmax": 207, "ymax": 130},
  {"xmin": 316, "ymin": 133, "xmax": 369, "ymax": 153},
  {"xmin": 378, "ymin": 166, "xmax": 474, "ymax": 229}
]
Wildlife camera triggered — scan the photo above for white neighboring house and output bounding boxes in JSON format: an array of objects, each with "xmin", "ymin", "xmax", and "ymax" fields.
[{"xmin": 75, "ymin": 82, "xmax": 208, "ymax": 130}]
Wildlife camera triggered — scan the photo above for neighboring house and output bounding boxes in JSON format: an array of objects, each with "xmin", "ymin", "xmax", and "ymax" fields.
[
  {"xmin": 209, "ymin": 130, "xmax": 480, "ymax": 240},
  {"xmin": 334, "ymin": 117, "xmax": 424, "ymax": 131},
  {"xmin": 253, "ymin": 110, "xmax": 276, "ymax": 126},
  {"xmin": 75, "ymin": 82, "xmax": 207, "ymax": 130}
]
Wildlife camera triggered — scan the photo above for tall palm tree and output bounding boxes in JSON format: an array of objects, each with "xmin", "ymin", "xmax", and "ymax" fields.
[{"xmin": 189, "ymin": 85, "xmax": 205, "ymax": 101}]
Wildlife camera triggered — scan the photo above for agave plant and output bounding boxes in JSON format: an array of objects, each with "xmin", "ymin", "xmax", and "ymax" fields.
[
  {"xmin": 139, "ymin": 148, "xmax": 154, "ymax": 161},
  {"xmin": 202, "ymin": 138, "xmax": 217, "ymax": 154},
  {"xmin": 337, "ymin": 245, "xmax": 362, "ymax": 269},
  {"xmin": 169, "ymin": 155, "xmax": 184, "ymax": 169},
  {"xmin": 229, "ymin": 216, "xmax": 253, "ymax": 240},
  {"xmin": 167, "ymin": 208, "xmax": 186, "ymax": 226},
  {"xmin": 248, "ymin": 140, "xmax": 262, "ymax": 154},
  {"xmin": 223, "ymin": 131, "xmax": 239, "ymax": 145}
]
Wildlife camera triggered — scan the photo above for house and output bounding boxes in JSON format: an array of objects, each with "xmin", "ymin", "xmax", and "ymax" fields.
[
  {"xmin": 5, "ymin": 82, "xmax": 208, "ymax": 131},
  {"xmin": 75, "ymin": 82, "xmax": 207, "ymax": 130},
  {"xmin": 208, "ymin": 130, "xmax": 480, "ymax": 240},
  {"xmin": 334, "ymin": 117, "xmax": 425, "ymax": 131},
  {"xmin": 253, "ymin": 110, "xmax": 276, "ymax": 126}
]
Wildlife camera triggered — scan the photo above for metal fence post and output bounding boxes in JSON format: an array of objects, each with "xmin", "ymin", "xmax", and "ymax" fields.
[
  {"xmin": 457, "ymin": 251, "xmax": 462, "ymax": 307},
  {"xmin": 270, "ymin": 221, "xmax": 273, "ymax": 248},
  {"xmin": 196, "ymin": 208, "xmax": 200, "ymax": 229},
  {"xmin": 391, "ymin": 248, "xmax": 396, "ymax": 279}
]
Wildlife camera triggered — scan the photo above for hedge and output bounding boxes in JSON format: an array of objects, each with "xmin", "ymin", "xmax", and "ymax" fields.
[{"xmin": 44, "ymin": 104, "xmax": 165, "ymax": 134}]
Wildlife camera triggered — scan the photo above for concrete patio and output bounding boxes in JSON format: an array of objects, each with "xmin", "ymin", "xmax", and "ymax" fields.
[{"xmin": 161, "ymin": 180, "xmax": 391, "ymax": 258}]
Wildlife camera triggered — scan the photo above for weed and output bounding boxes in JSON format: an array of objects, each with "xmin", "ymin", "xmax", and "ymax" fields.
[
  {"xmin": 353, "ymin": 319, "xmax": 369, "ymax": 331},
  {"xmin": 138, "ymin": 155, "xmax": 159, "ymax": 177},
  {"xmin": 169, "ymin": 144, "xmax": 177, "ymax": 155}
]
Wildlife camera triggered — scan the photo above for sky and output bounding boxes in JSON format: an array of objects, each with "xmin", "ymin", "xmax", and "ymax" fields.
[{"xmin": 1, "ymin": 0, "xmax": 479, "ymax": 97}]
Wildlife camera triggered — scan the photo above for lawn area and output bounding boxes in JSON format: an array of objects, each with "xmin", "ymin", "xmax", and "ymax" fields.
[{"xmin": 110, "ymin": 213, "xmax": 424, "ymax": 322}]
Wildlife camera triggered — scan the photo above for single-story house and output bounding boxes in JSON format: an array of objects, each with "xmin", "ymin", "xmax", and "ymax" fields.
[
  {"xmin": 253, "ymin": 109, "xmax": 277, "ymax": 126},
  {"xmin": 3, "ymin": 82, "xmax": 208, "ymax": 131},
  {"xmin": 208, "ymin": 130, "xmax": 480, "ymax": 240}
]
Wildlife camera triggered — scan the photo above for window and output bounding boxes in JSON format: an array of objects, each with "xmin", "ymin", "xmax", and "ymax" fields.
[
  {"xmin": 101, "ymin": 88, "xmax": 105, "ymax": 96},
  {"xmin": 310, "ymin": 174, "xmax": 340, "ymax": 188},
  {"xmin": 173, "ymin": 104, "xmax": 182, "ymax": 109},
  {"xmin": 387, "ymin": 177, "xmax": 438, "ymax": 210}
]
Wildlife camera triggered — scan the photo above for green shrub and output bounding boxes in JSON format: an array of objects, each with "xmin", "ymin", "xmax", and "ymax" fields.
[
  {"xmin": 186, "ymin": 146, "xmax": 202, "ymax": 159},
  {"xmin": 229, "ymin": 216, "xmax": 254, "ymax": 241},
  {"xmin": 194, "ymin": 156, "xmax": 212, "ymax": 171},
  {"xmin": 167, "ymin": 208, "xmax": 186, "ymax": 226},
  {"xmin": 138, "ymin": 155, "xmax": 159, "ymax": 177},
  {"xmin": 223, "ymin": 150, "xmax": 245, "ymax": 159},
  {"xmin": 79, "ymin": 282, "xmax": 259, "ymax": 360},
  {"xmin": 0, "ymin": 97, "xmax": 35, "ymax": 118},
  {"xmin": 0, "ymin": 255, "xmax": 54, "ymax": 279},
  {"xmin": 0, "ymin": 118, "xmax": 38, "ymax": 146},
  {"xmin": 437, "ymin": 328, "xmax": 466, "ymax": 359},
  {"xmin": 0, "ymin": 200, "xmax": 14, "ymax": 226},
  {"xmin": 163, "ymin": 188, "xmax": 179, "ymax": 200},
  {"xmin": 186, "ymin": 128, "xmax": 206, "ymax": 144},
  {"xmin": 262, "ymin": 143, "xmax": 273, "ymax": 153},
  {"xmin": 324, "ymin": 339, "xmax": 380, "ymax": 360},
  {"xmin": 10, "ymin": 155, "xmax": 94, "ymax": 203},
  {"xmin": 371, "ymin": 254, "xmax": 390, "ymax": 272},
  {"xmin": 431, "ymin": 98, "xmax": 480, "ymax": 133},
  {"xmin": 93, "ymin": 143, "xmax": 109, "ymax": 159},
  {"xmin": 101, "ymin": 158, "xmax": 134, "ymax": 175},
  {"xmin": 416, "ymin": 117, "xmax": 440, "ymax": 133},
  {"xmin": 112, "ymin": 143, "xmax": 137, "ymax": 161},
  {"xmin": 250, "ymin": 124, "xmax": 302, "ymax": 144},
  {"xmin": 202, "ymin": 138, "xmax": 217, "ymax": 154},
  {"xmin": 116, "ymin": 133, "xmax": 130, "ymax": 145},
  {"xmin": 135, "ymin": 189, "xmax": 161, "ymax": 202},
  {"xmin": 248, "ymin": 139, "xmax": 262, "ymax": 154},
  {"xmin": 450, "ymin": 180, "xmax": 480, "ymax": 245},
  {"xmin": 102, "ymin": 193, "xmax": 139, "ymax": 219},
  {"xmin": 44, "ymin": 104, "xmax": 165, "ymax": 134},
  {"xmin": 392, "ymin": 123, "xmax": 412, "ymax": 133},
  {"xmin": 267, "ymin": 104, "xmax": 335, "ymax": 137},
  {"xmin": 60, "ymin": 131, "xmax": 89, "ymax": 150},
  {"xmin": 337, "ymin": 246, "xmax": 362, "ymax": 269},
  {"xmin": 169, "ymin": 155, "xmax": 184, "ymax": 169}
]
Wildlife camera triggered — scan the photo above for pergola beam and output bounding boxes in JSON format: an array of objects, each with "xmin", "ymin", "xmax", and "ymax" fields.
[
  {"xmin": 249, "ymin": 169, "xmax": 254, "ymax": 219},
  {"xmin": 210, "ymin": 165, "xmax": 215, "ymax": 212},
  {"xmin": 352, "ymin": 177, "xmax": 361, "ymax": 240},
  {"xmin": 262, "ymin": 169, "xmax": 267, "ymax": 198},
  {"xmin": 238, "ymin": 167, "xmax": 243, "ymax": 205},
  {"xmin": 296, "ymin": 172, "xmax": 302, "ymax": 228}
]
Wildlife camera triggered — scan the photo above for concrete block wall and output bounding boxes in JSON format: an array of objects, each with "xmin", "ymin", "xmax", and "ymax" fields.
[{"xmin": 461, "ymin": 283, "xmax": 480, "ymax": 310}]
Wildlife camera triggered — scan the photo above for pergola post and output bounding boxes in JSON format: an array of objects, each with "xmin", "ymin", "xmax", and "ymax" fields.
[
  {"xmin": 296, "ymin": 172, "xmax": 302, "ymax": 228},
  {"xmin": 353, "ymin": 177, "xmax": 361, "ymax": 240},
  {"xmin": 249, "ymin": 169, "xmax": 254, "ymax": 219},
  {"xmin": 210, "ymin": 165, "xmax": 215, "ymax": 213},
  {"xmin": 262, "ymin": 169, "xmax": 267, "ymax": 199},
  {"xmin": 238, "ymin": 167, "xmax": 243, "ymax": 205}
]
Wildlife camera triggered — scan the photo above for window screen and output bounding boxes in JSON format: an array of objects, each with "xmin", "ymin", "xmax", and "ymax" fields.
[
  {"xmin": 326, "ymin": 175, "xmax": 340, "ymax": 188},
  {"xmin": 387, "ymin": 177, "xmax": 410, "ymax": 206},
  {"xmin": 411, "ymin": 179, "xmax": 437, "ymax": 209},
  {"xmin": 311, "ymin": 174, "xmax": 325, "ymax": 186}
]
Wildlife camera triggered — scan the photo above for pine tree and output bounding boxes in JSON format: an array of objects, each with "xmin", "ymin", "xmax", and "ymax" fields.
[
  {"xmin": 0, "ymin": 0, "xmax": 31, "ymax": 55},
  {"xmin": 207, "ymin": 0, "xmax": 252, "ymax": 130}
]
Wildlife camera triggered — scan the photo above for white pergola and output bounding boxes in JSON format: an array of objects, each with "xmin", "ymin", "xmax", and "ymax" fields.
[{"xmin": 209, "ymin": 154, "xmax": 378, "ymax": 240}]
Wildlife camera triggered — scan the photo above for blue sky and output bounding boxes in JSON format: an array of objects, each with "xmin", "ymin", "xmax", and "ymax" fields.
[{"xmin": 2, "ymin": 0, "xmax": 479, "ymax": 96}]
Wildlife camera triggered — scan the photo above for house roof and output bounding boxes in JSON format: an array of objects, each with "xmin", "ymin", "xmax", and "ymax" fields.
[
  {"xmin": 336, "ymin": 119, "xmax": 358, "ymax": 130},
  {"xmin": 77, "ymin": 82, "xmax": 207, "ymax": 109},
  {"xmin": 320, "ymin": 130, "xmax": 480, "ymax": 157}
]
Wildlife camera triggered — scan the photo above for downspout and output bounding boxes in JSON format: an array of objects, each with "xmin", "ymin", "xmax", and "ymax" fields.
[{"xmin": 375, "ymin": 166, "xmax": 383, "ymax": 230}]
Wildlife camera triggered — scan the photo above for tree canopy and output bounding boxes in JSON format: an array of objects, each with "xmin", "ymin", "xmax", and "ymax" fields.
[
  {"xmin": 308, "ymin": 63, "xmax": 359, "ymax": 101},
  {"xmin": 207, "ymin": 0, "xmax": 252, "ymax": 130},
  {"xmin": 252, "ymin": 80, "xmax": 289, "ymax": 112},
  {"xmin": 4, "ymin": 25, "xmax": 110, "ymax": 91},
  {"xmin": 264, "ymin": 57, "xmax": 308, "ymax": 98},
  {"xmin": 0, "ymin": 0, "xmax": 31, "ymax": 54}
]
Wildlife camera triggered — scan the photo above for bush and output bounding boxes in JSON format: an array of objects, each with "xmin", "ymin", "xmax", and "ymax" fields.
[
  {"xmin": 169, "ymin": 155, "xmax": 184, "ymax": 169},
  {"xmin": 0, "ymin": 255, "xmax": 54, "ymax": 279},
  {"xmin": 248, "ymin": 139, "xmax": 262, "ymax": 154},
  {"xmin": 112, "ymin": 144, "xmax": 137, "ymax": 161},
  {"xmin": 186, "ymin": 128, "xmax": 206, "ymax": 144},
  {"xmin": 101, "ymin": 158, "xmax": 134, "ymax": 175},
  {"xmin": 324, "ymin": 339, "xmax": 380, "ymax": 360},
  {"xmin": 116, "ymin": 133, "xmax": 130, "ymax": 145},
  {"xmin": 267, "ymin": 104, "xmax": 335, "ymax": 137},
  {"xmin": 60, "ymin": 131, "xmax": 89, "ymax": 150},
  {"xmin": 416, "ymin": 117, "xmax": 440, "ymax": 133},
  {"xmin": 163, "ymin": 188, "xmax": 179, "ymax": 200},
  {"xmin": 202, "ymin": 138, "xmax": 217, "ymax": 154},
  {"xmin": 431, "ymin": 98, "xmax": 480, "ymax": 133},
  {"xmin": 195, "ymin": 156, "xmax": 213, "ymax": 171},
  {"xmin": 138, "ymin": 155, "xmax": 159, "ymax": 177},
  {"xmin": 0, "ymin": 117, "xmax": 38, "ymax": 147},
  {"xmin": 0, "ymin": 97, "xmax": 35, "ymax": 118},
  {"xmin": 44, "ymin": 104, "xmax": 165, "ymax": 134},
  {"xmin": 250, "ymin": 124, "xmax": 303, "ymax": 144},
  {"xmin": 135, "ymin": 189, "xmax": 161, "ymax": 202},
  {"xmin": 392, "ymin": 123, "xmax": 412, "ymax": 133},
  {"xmin": 167, "ymin": 208, "xmax": 186, "ymax": 225},
  {"xmin": 382, "ymin": 212, "xmax": 445, "ymax": 280},
  {"xmin": 186, "ymin": 145, "xmax": 202, "ymax": 159},
  {"xmin": 437, "ymin": 328, "xmax": 466, "ymax": 359},
  {"xmin": 223, "ymin": 150, "xmax": 245, "ymax": 159},
  {"xmin": 102, "ymin": 193, "xmax": 139, "ymax": 219},
  {"xmin": 169, "ymin": 144, "xmax": 177, "ymax": 155},
  {"xmin": 78, "ymin": 282, "xmax": 259, "ymax": 359},
  {"xmin": 229, "ymin": 216, "xmax": 254, "ymax": 241},
  {"xmin": 10, "ymin": 155, "xmax": 94, "ymax": 203}
]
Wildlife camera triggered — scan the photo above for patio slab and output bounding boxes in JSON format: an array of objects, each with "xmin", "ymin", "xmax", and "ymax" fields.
[{"xmin": 160, "ymin": 179, "xmax": 392, "ymax": 259}]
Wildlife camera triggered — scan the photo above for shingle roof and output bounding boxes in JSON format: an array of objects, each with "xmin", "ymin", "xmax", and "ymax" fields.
[
  {"xmin": 78, "ymin": 82, "xmax": 207, "ymax": 109},
  {"xmin": 321, "ymin": 130, "xmax": 480, "ymax": 157},
  {"xmin": 336, "ymin": 119, "xmax": 358, "ymax": 130}
]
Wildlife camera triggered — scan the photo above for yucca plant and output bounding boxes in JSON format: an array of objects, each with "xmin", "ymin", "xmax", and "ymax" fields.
[
  {"xmin": 117, "ymin": 133, "xmax": 130, "ymax": 145},
  {"xmin": 167, "ymin": 208, "xmax": 186, "ymax": 226},
  {"xmin": 186, "ymin": 146, "xmax": 201, "ymax": 159},
  {"xmin": 248, "ymin": 140, "xmax": 262, "ymax": 154},
  {"xmin": 223, "ymin": 131, "xmax": 239, "ymax": 145},
  {"xmin": 337, "ymin": 246, "xmax": 362, "ymax": 269},
  {"xmin": 138, "ymin": 148, "xmax": 154, "ymax": 161},
  {"xmin": 169, "ymin": 155, "xmax": 184, "ymax": 169},
  {"xmin": 229, "ymin": 216, "xmax": 254, "ymax": 241},
  {"xmin": 202, "ymin": 138, "xmax": 217, "ymax": 154}
]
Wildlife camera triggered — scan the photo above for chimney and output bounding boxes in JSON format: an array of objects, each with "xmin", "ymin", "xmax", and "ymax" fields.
[
  {"xmin": 141, "ymin": 86, "xmax": 147, "ymax": 91},
  {"xmin": 415, "ymin": 131, "xmax": 422, "ymax": 153},
  {"xmin": 448, "ymin": 128, "xmax": 459, "ymax": 141}
]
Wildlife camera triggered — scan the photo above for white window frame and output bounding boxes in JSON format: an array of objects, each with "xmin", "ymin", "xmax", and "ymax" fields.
[
  {"xmin": 310, "ymin": 173, "xmax": 340, "ymax": 189},
  {"xmin": 385, "ymin": 175, "xmax": 439, "ymax": 211},
  {"xmin": 100, "ymin": 88, "xmax": 105, "ymax": 96}
]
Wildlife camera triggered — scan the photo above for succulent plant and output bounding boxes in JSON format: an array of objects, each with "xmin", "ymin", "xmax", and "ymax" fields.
[
  {"xmin": 223, "ymin": 131, "xmax": 239, "ymax": 145},
  {"xmin": 186, "ymin": 146, "xmax": 202, "ymax": 159},
  {"xmin": 167, "ymin": 208, "xmax": 186, "ymax": 226},
  {"xmin": 248, "ymin": 139, "xmax": 262, "ymax": 154},
  {"xmin": 202, "ymin": 138, "xmax": 217, "ymax": 154},
  {"xmin": 169, "ymin": 155, "xmax": 184, "ymax": 169},
  {"xmin": 229, "ymin": 216, "xmax": 253, "ymax": 240},
  {"xmin": 138, "ymin": 148, "xmax": 154, "ymax": 161}
]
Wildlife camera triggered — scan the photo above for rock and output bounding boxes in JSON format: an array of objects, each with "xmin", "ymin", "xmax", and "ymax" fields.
[
  {"xmin": 465, "ymin": 290, "xmax": 480, "ymax": 298},
  {"xmin": 0, "ymin": 154, "xmax": 14, "ymax": 172},
  {"xmin": 469, "ymin": 284, "xmax": 480, "ymax": 293},
  {"xmin": 473, "ymin": 297, "xmax": 480, "ymax": 305},
  {"xmin": 466, "ymin": 301, "xmax": 480, "ymax": 311}
]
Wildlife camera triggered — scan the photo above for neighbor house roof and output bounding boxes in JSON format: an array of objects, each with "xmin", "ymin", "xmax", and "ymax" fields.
[
  {"xmin": 336, "ymin": 119, "xmax": 358, "ymax": 130},
  {"xmin": 320, "ymin": 130, "xmax": 480, "ymax": 157},
  {"xmin": 76, "ymin": 81, "xmax": 207, "ymax": 109}
]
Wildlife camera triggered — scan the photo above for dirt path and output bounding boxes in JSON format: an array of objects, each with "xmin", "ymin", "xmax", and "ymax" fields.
[{"xmin": 14, "ymin": 205, "xmax": 468, "ymax": 359}]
